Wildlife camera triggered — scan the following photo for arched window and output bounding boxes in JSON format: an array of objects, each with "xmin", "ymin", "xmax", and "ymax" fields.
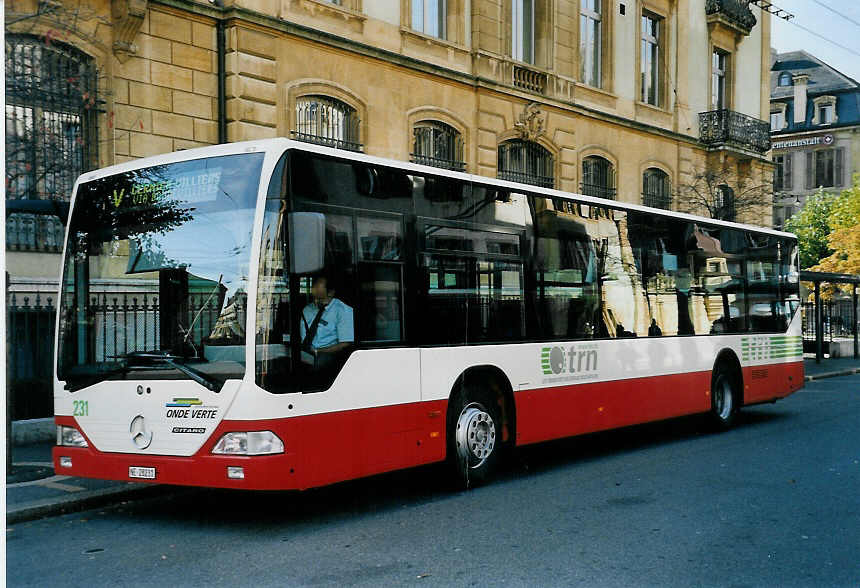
[
  {"xmin": 412, "ymin": 121, "xmax": 465, "ymax": 171},
  {"xmin": 716, "ymin": 184, "xmax": 735, "ymax": 221},
  {"xmin": 5, "ymin": 35, "xmax": 97, "ymax": 202},
  {"xmin": 581, "ymin": 155, "xmax": 616, "ymax": 199},
  {"xmin": 778, "ymin": 72, "xmax": 792, "ymax": 87},
  {"xmin": 293, "ymin": 95, "xmax": 362, "ymax": 151},
  {"xmin": 497, "ymin": 140, "xmax": 554, "ymax": 188},
  {"xmin": 642, "ymin": 168, "xmax": 671, "ymax": 209}
]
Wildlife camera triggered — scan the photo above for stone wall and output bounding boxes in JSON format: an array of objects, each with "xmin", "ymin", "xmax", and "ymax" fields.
[{"xmin": 113, "ymin": 6, "xmax": 219, "ymax": 163}]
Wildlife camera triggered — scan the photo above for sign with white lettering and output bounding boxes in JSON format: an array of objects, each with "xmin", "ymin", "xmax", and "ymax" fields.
[{"xmin": 772, "ymin": 134, "xmax": 833, "ymax": 150}]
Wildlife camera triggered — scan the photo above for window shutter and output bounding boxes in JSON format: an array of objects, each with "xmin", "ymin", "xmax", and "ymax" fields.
[
  {"xmin": 835, "ymin": 148, "xmax": 844, "ymax": 187},
  {"xmin": 783, "ymin": 152, "xmax": 792, "ymax": 190},
  {"xmin": 805, "ymin": 151, "xmax": 813, "ymax": 189}
]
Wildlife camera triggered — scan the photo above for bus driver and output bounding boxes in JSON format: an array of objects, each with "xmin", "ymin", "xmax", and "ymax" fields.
[{"xmin": 300, "ymin": 274, "xmax": 354, "ymax": 368}]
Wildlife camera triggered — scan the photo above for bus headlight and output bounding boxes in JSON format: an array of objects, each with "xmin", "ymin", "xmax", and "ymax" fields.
[
  {"xmin": 211, "ymin": 431, "xmax": 284, "ymax": 455},
  {"xmin": 57, "ymin": 425, "xmax": 88, "ymax": 447}
]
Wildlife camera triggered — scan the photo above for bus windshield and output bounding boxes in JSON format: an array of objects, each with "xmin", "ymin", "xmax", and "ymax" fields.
[{"xmin": 57, "ymin": 152, "xmax": 265, "ymax": 391}]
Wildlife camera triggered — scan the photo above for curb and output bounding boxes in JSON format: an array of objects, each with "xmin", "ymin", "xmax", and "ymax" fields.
[
  {"xmin": 804, "ymin": 368, "xmax": 860, "ymax": 382},
  {"xmin": 6, "ymin": 483, "xmax": 169, "ymax": 525}
]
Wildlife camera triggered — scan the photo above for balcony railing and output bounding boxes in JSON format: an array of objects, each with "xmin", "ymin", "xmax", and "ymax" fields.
[
  {"xmin": 513, "ymin": 65, "xmax": 548, "ymax": 94},
  {"xmin": 705, "ymin": 0, "xmax": 757, "ymax": 34},
  {"xmin": 699, "ymin": 109, "xmax": 771, "ymax": 154}
]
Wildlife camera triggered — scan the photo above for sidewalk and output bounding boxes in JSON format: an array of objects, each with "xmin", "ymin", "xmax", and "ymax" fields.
[
  {"xmin": 6, "ymin": 441, "xmax": 166, "ymax": 525},
  {"xmin": 804, "ymin": 356, "xmax": 860, "ymax": 381}
]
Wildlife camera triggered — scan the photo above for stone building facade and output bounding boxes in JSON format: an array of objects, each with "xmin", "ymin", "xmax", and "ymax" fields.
[
  {"xmin": 770, "ymin": 50, "xmax": 860, "ymax": 229},
  {"xmin": 4, "ymin": 0, "xmax": 773, "ymax": 416}
]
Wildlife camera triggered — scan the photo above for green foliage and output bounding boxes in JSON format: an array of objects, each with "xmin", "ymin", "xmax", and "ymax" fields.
[
  {"xmin": 810, "ymin": 177, "xmax": 860, "ymax": 289},
  {"xmin": 829, "ymin": 175, "xmax": 860, "ymax": 231},
  {"xmin": 785, "ymin": 175, "xmax": 860, "ymax": 270},
  {"xmin": 783, "ymin": 188, "xmax": 837, "ymax": 269}
]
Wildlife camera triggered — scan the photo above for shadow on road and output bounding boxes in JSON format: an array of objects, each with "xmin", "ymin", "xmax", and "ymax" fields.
[{"xmin": 111, "ymin": 403, "xmax": 796, "ymax": 531}]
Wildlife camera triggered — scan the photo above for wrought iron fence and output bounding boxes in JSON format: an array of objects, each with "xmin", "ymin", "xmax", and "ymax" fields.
[
  {"xmin": 73, "ymin": 292, "xmax": 232, "ymax": 362},
  {"xmin": 7, "ymin": 293, "xmax": 56, "ymax": 420},
  {"xmin": 802, "ymin": 300, "xmax": 858, "ymax": 344},
  {"xmin": 699, "ymin": 109, "xmax": 771, "ymax": 153}
]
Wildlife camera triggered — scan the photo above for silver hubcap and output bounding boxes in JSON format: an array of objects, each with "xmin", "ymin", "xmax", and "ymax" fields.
[
  {"xmin": 455, "ymin": 403, "xmax": 496, "ymax": 469},
  {"xmin": 714, "ymin": 377, "xmax": 733, "ymax": 421}
]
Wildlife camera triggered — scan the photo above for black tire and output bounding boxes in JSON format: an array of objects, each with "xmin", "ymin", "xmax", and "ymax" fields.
[
  {"xmin": 710, "ymin": 364, "xmax": 739, "ymax": 430},
  {"xmin": 446, "ymin": 383, "xmax": 503, "ymax": 488}
]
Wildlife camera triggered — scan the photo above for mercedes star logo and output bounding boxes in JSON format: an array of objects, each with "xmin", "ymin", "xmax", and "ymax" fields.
[{"xmin": 130, "ymin": 415, "xmax": 153, "ymax": 449}]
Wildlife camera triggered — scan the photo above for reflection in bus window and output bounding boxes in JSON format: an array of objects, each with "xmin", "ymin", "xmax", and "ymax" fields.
[{"xmin": 532, "ymin": 196, "xmax": 600, "ymax": 339}]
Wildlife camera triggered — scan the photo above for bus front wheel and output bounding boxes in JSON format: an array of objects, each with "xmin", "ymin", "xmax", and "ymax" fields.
[
  {"xmin": 710, "ymin": 365, "xmax": 739, "ymax": 430},
  {"xmin": 447, "ymin": 385, "xmax": 502, "ymax": 488}
]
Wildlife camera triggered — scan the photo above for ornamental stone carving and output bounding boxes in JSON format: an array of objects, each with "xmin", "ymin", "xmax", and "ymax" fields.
[
  {"xmin": 111, "ymin": 0, "xmax": 147, "ymax": 63},
  {"xmin": 514, "ymin": 102, "xmax": 546, "ymax": 142}
]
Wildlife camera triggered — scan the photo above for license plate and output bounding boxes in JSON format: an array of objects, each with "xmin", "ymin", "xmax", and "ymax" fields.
[{"xmin": 129, "ymin": 466, "xmax": 156, "ymax": 480}]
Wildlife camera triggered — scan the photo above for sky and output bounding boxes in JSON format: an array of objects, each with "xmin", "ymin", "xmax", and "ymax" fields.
[{"xmin": 770, "ymin": 0, "xmax": 860, "ymax": 81}]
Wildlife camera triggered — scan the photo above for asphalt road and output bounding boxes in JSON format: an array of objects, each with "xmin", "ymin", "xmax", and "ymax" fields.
[{"xmin": 7, "ymin": 375, "xmax": 860, "ymax": 587}]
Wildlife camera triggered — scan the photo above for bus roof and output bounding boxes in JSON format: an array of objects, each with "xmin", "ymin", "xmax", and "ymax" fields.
[{"xmin": 75, "ymin": 137, "xmax": 795, "ymax": 240}]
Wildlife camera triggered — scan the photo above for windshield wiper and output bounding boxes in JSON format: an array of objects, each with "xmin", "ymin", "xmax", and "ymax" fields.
[{"xmin": 120, "ymin": 351, "xmax": 223, "ymax": 392}]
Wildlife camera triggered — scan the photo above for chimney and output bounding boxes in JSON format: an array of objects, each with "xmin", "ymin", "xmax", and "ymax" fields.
[{"xmin": 793, "ymin": 74, "xmax": 809, "ymax": 124}]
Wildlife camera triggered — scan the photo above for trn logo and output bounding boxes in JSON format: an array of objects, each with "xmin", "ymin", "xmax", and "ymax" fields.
[{"xmin": 541, "ymin": 344, "xmax": 599, "ymax": 375}]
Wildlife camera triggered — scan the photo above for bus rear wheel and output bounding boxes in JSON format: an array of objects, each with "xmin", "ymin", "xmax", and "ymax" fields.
[
  {"xmin": 710, "ymin": 365, "xmax": 738, "ymax": 430},
  {"xmin": 447, "ymin": 386, "xmax": 502, "ymax": 488}
]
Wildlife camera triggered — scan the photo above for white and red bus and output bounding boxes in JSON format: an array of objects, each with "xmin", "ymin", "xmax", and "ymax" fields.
[{"xmin": 53, "ymin": 139, "xmax": 803, "ymax": 489}]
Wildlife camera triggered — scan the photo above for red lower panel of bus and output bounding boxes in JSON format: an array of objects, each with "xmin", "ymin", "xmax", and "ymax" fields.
[
  {"xmin": 514, "ymin": 361, "xmax": 804, "ymax": 446},
  {"xmin": 54, "ymin": 361, "xmax": 802, "ymax": 490},
  {"xmin": 742, "ymin": 361, "xmax": 804, "ymax": 405},
  {"xmin": 54, "ymin": 400, "xmax": 449, "ymax": 491}
]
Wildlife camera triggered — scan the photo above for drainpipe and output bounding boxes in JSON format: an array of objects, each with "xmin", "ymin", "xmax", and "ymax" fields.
[{"xmin": 215, "ymin": 0, "xmax": 227, "ymax": 143}]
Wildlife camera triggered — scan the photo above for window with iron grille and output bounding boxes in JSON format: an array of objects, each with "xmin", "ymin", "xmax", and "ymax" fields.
[
  {"xmin": 5, "ymin": 35, "xmax": 98, "ymax": 202},
  {"xmin": 497, "ymin": 139, "xmax": 554, "ymax": 188},
  {"xmin": 581, "ymin": 155, "xmax": 615, "ymax": 199},
  {"xmin": 293, "ymin": 95, "xmax": 362, "ymax": 152},
  {"xmin": 412, "ymin": 121, "xmax": 465, "ymax": 171},
  {"xmin": 642, "ymin": 168, "xmax": 671, "ymax": 209}
]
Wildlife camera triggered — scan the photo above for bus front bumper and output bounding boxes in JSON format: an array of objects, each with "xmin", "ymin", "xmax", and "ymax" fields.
[{"xmin": 52, "ymin": 444, "xmax": 302, "ymax": 490}]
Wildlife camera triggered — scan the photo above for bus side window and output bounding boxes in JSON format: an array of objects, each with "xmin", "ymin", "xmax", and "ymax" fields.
[
  {"xmin": 530, "ymin": 196, "xmax": 600, "ymax": 340},
  {"xmin": 356, "ymin": 214, "xmax": 404, "ymax": 343}
]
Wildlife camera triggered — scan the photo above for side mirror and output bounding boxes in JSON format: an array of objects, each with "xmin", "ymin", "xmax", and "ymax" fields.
[{"xmin": 289, "ymin": 212, "xmax": 325, "ymax": 275}]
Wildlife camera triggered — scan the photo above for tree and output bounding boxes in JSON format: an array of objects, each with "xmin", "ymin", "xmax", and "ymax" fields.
[
  {"xmin": 675, "ymin": 161, "xmax": 772, "ymax": 223},
  {"xmin": 810, "ymin": 177, "xmax": 860, "ymax": 278},
  {"xmin": 783, "ymin": 188, "xmax": 838, "ymax": 269}
]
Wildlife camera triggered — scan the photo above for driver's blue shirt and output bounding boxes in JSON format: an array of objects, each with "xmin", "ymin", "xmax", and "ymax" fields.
[{"xmin": 300, "ymin": 298, "xmax": 354, "ymax": 350}]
